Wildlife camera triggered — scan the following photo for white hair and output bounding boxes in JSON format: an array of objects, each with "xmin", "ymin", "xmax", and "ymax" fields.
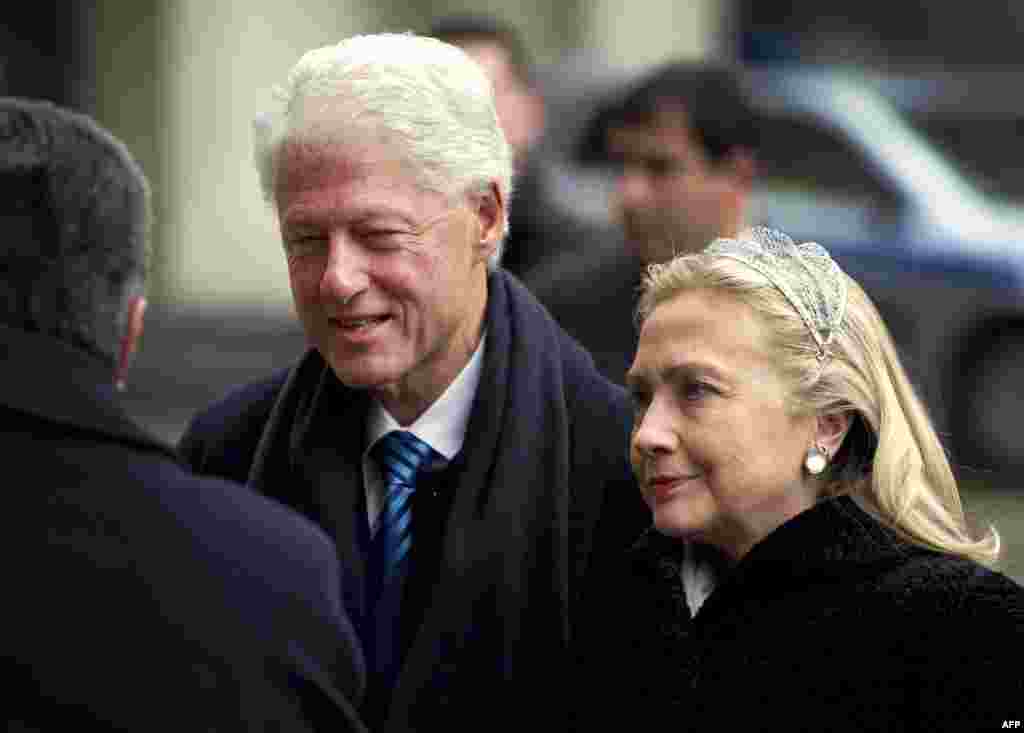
[{"xmin": 253, "ymin": 32, "xmax": 513, "ymax": 269}]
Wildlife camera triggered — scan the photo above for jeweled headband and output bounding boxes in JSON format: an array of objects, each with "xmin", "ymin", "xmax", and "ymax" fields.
[{"xmin": 704, "ymin": 226, "xmax": 848, "ymax": 361}]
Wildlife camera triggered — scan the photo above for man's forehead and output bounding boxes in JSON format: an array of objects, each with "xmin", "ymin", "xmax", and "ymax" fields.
[
  {"xmin": 275, "ymin": 136, "xmax": 408, "ymax": 188},
  {"xmin": 606, "ymin": 120, "xmax": 696, "ymax": 156}
]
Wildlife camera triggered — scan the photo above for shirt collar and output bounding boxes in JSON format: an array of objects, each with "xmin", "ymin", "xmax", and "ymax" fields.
[{"xmin": 365, "ymin": 330, "xmax": 487, "ymax": 461}]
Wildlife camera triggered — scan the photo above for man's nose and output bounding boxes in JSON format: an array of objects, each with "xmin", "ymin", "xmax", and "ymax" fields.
[{"xmin": 319, "ymin": 235, "xmax": 369, "ymax": 303}]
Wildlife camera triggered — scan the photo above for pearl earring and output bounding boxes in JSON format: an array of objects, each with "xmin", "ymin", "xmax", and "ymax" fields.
[{"xmin": 805, "ymin": 444, "xmax": 829, "ymax": 475}]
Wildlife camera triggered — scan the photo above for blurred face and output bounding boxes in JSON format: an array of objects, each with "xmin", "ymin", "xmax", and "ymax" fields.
[
  {"xmin": 459, "ymin": 40, "xmax": 543, "ymax": 168},
  {"xmin": 607, "ymin": 114, "xmax": 745, "ymax": 265},
  {"xmin": 627, "ymin": 288, "xmax": 818, "ymax": 562},
  {"xmin": 275, "ymin": 137, "xmax": 499, "ymax": 425}
]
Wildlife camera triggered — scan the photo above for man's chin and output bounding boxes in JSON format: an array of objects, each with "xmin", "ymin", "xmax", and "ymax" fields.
[{"xmin": 322, "ymin": 352, "xmax": 402, "ymax": 392}]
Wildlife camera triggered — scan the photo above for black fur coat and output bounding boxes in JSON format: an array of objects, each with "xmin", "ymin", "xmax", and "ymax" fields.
[{"xmin": 597, "ymin": 496, "xmax": 1024, "ymax": 732}]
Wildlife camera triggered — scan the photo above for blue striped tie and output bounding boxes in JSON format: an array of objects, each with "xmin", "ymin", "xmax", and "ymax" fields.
[
  {"xmin": 370, "ymin": 430, "xmax": 437, "ymax": 589},
  {"xmin": 366, "ymin": 430, "xmax": 438, "ymax": 693}
]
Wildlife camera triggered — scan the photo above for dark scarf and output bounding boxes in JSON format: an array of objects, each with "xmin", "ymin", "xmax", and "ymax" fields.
[{"xmin": 242, "ymin": 269, "xmax": 579, "ymax": 729}]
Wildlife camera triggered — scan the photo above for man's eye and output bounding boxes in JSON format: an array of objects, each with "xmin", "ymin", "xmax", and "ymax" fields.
[
  {"xmin": 646, "ymin": 157, "xmax": 683, "ymax": 178},
  {"xmin": 360, "ymin": 230, "xmax": 406, "ymax": 248},
  {"xmin": 286, "ymin": 236, "xmax": 326, "ymax": 256}
]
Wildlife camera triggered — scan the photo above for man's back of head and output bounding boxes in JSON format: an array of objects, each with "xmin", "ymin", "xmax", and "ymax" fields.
[{"xmin": 0, "ymin": 97, "xmax": 149, "ymax": 367}]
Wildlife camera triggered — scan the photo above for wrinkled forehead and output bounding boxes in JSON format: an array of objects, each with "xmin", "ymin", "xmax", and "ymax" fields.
[
  {"xmin": 276, "ymin": 136, "xmax": 391, "ymax": 178},
  {"xmin": 272, "ymin": 114, "xmax": 420, "ymax": 199}
]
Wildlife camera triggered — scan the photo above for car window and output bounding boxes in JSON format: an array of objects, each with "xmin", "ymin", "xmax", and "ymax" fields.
[
  {"xmin": 911, "ymin": 116, "xmax": 1024, "ymax": 205},
  {"xmin": 755, "ymin": 114, "xmax": 901, "ymax": 215}
]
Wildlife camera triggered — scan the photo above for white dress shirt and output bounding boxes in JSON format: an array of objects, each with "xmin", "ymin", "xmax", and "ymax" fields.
[{"xmin": 362, "ymin": 332, "xmax": 487, "ymax": 532}]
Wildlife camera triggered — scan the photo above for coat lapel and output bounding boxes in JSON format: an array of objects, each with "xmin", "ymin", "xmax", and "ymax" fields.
[
  {"xmin": 0, "ymin": 324, "xmax": 174, "ymax": 458},
  {"xmin": 295, "ymin": 367, "xmax": 372, "ymax": 617},
  {"xmin": 388, "ymin": 270, "xmax": 574, "ymax": 727},
  {"xmin": 247, "ymin": 350, "xmax": 372, "ymax": 624}
]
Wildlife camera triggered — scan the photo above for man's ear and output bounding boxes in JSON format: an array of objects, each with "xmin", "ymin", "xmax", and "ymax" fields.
[
  {"xmin": 815, "ymin": 410, "xmax": 852, "ymax": 459},
  {"xmin": 115, "ymin": 294, "xmax": 147, "ymax": 391},
  {"xmin": 472, "ymin": 181, "xmax": 505, "ymax": 263}
]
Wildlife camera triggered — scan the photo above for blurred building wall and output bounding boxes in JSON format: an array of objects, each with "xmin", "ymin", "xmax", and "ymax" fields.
[
  {"xmin": 585, "ymin": 0, "xmax": 723, "ymax": 69},
  {"xmin": 92, "ymin": 1, "xmax": 166, "ymax": 295},
  {"xmin": 161, "ymin": 0, "xmax": 377, "ymax": 308}
]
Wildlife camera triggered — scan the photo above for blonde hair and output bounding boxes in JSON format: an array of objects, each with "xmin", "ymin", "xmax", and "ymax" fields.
[
  {"xmin": 636, "ymin": 252, "xmax": 1001, "ymax": 566},
  {"xmin": 253, "ymin": 32, "xmax": 513, "ymax": 269}
]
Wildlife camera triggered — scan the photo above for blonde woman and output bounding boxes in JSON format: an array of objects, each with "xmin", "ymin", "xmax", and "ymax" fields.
[{"xmin": 612, "ymin": 227, "xmax": 1023, "ymax": 730}]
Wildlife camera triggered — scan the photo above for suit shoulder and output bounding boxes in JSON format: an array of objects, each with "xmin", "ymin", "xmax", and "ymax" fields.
[
  {"xmin": 178, "ymin": 368, "xmax": 290, "ymax": 479},
  {"xmin": 135, "ymin": 453, "xmax": 343, "ymax": 619},
  {"xmin": 556, "ymin": 322, "xmax": 632, "ymax": 424},
  {"xmin": 197, "ymin": 368, "xmax": 290, "ymax": 427},
  {"xmin": 529, "ymin": 238, "xmax": 635, "ymax": 310}
]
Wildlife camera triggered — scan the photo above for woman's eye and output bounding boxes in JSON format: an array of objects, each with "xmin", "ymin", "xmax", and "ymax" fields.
[
  {"xmin": 682, "ymin": 381, "xmax": 715, "ymax": 401},
  {"xmin": 629, "ymin": 390, "xmax": 650, "ymax": 416}
]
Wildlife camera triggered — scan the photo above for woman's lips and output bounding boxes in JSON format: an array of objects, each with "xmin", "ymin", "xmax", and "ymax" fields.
[{"xmin": 647, "ymin": 474, "xmax": 701, "ymax": 503}]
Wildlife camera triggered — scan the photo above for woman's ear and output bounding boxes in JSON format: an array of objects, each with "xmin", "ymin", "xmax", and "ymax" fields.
[{"xmin": 815, "ymin": 411, "xmax": 852, "ymax": 459}]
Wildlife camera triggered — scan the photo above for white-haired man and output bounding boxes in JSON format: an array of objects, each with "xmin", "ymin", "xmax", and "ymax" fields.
[{"xmin": 180, "ymin": 33, "xmax": 648, "ymax": 731}]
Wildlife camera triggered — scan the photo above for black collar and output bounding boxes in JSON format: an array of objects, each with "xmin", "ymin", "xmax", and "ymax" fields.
[
  {"xmin": 0, "ymin": 323, "xmax": 174, "ymax": 458},
  {"xmin": 631, "ymin": 496, "xmax": 924, "ymax": 607}
]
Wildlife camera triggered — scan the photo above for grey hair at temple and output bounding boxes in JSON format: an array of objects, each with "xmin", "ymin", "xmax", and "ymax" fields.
[{"xmin": 0, "ymin": 97, "xmax": 151, "ymax": 364}]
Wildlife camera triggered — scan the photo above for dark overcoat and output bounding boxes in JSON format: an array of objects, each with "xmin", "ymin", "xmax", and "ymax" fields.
[
  {"xmin": 179, "ymin": 270, "xmax": 650, "ymax": 731},
  {"xmin": 2, "ymin": 324, "xmax": 367, "ymax": 732},
  {"xmin": 602, "ymin": 495, "xmax": 1024, "ymax": 732}
]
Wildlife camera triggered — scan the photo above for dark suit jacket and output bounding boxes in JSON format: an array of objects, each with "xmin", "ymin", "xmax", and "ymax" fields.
[
  {"xmin": 501, "ymin": 159, "xmax": 611, "ymax": 286},
  {"xmin": 1, "ymin": 324, "xmax": 367, "ymax": 732},
  {"xmin": 528, "ymin": 242, "xmax": 643, "ymax": 385},
  {"xmin": 179, "ymin": 270, "xmax": 650, "ymax": 731}
]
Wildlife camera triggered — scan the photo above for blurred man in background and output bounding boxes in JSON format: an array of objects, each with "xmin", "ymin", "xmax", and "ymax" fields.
[
  {"xmin": 1, "ymin": 97, "xmax": 366, "ymax": 732},
  {"xmin": 532, "ymin": 61, "xmax": 761, "ymax": 383},
  {"xmin": 428, "ymin": 13, "xmax": 607, "ymax": 285},
  {"xmin": 179, "ymin": 33, "xmax": 647, "ymax": 732}
]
